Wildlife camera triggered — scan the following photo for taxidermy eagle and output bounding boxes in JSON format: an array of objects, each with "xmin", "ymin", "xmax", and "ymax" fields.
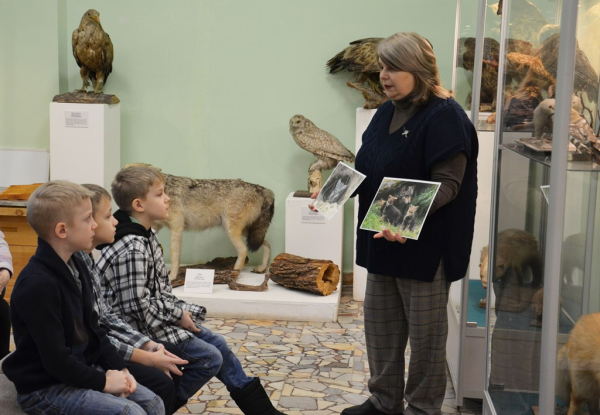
[
  {"xmin": 458, "ymin": 37, "xmax": 534, "ymax": 110},
  {"xmin": 72, "ymin": 9, "xmax": 113, "ymax": 94},
  {"xmin": 326, "ymin": 38, "xmax": 388, "ymax": 109}
]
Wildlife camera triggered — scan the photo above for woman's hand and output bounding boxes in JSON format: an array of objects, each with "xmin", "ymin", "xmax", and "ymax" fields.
[
  {"xmin": 308, "ymin": 190, "xmax": 320, "ymax": 212},
  {"xmin": 374, "ymin": 227, "xmax": 407, "ymax": 244}
]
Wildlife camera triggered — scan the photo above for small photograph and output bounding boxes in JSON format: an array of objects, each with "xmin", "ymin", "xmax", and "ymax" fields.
[
  {"xmin": 540, "ymin": 185, "xmax": 550, "ymax": 204},
  {"xmin": 360, "ymin": 177, "xmax": 441, "ymax": 240},
  {"xmin": 313, "ymin": 162, "xmax": 366, "ymax": 220}
]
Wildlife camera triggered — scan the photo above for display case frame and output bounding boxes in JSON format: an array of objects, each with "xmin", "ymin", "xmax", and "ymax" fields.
[
  {"xmin": 483, "ymin": 1, "xmax": 600, "ymax": 414},
  {"xmin": 446, "ymin": 0, "xmax": 497, "ymax": 406}
]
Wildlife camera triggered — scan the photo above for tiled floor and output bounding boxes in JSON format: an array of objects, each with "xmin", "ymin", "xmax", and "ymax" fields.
[
  {"xmin": 174, "ymin": 286, "xmax": 483, "ymax": 414},
  {"xmin": 8, "ymin": 286, "xmax": 483, "ymax": 414}
]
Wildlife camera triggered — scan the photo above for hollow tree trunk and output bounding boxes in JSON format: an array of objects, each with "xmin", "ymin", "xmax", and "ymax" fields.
[{"xmin": 268, "ymin": 253, "xmax": 340, "ymax": 296}]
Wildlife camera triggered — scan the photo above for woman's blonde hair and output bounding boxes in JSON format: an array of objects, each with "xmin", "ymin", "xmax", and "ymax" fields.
[{"xmin": 377, "ymin": 32, "xmax": 452, "ymax": 106}]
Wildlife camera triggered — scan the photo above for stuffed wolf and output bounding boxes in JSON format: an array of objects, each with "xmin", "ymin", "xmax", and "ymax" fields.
[{"xmin": 153, "ymin": 172, "xmax": 275, "ymax": 280}]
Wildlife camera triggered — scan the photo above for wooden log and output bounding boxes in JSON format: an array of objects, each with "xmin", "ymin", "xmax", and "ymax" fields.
[
  {"xmin": 171, "ymin": 257, "xmax": 246, "ymax": 287},
  {"xmin": 267, "ymin": 253, "xmax": 340, "ymax": 296}
]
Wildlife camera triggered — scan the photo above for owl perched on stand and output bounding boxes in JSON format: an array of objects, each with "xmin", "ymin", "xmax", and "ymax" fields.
[
  {"xmin": 569, "ymin": 110, "xmax": 600, "ymax": 165},
  {"xmin": 72, "ymin": 9, "xmax": 114, "ymax": 94},
  {"xmin": 289, "ymin": 115, "xmax": 355, "ymax": 192}
]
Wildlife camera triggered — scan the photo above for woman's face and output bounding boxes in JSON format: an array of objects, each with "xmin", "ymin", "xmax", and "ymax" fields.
[{"xmin": 379, "ymin": 59, "xmax": 416, "ymax": 100}]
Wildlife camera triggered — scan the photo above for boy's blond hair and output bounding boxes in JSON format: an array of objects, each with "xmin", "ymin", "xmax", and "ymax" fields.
[
  {"xmin": 111, "ymin": 165, "xmax": 164, "ymax": 214},
  {"xmin": 27, "ymin": 180, "xmax": 94, "ymax": 240},
  {"xmin": 81, "ymin": 183, "xmax": 111, "ymax": 214}
]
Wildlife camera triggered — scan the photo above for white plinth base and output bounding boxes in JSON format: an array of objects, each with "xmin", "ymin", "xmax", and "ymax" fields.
[
  {"xmin": 284, "ymin": 192, "xmax": 343, "ymax": 269},
  {"xmin": 172, "ymin": 267, "xmax": 341, "ymax": 322},
  {"xmin": 353, "ymin": 108, "xmax": 377, "ymax": 301},
  {"xmin": 50, "ymin": 102, "xmax": 120, "ymax": 187}
]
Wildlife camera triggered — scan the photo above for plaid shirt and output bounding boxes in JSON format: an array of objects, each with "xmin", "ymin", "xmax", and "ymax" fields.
[
  {"xmin": 75, "ymin": 251, "xmax": 151, "ymax": 361},
  {"xmin": 96, "ymin": 229, "xmax": 206, "ymax": 345}
]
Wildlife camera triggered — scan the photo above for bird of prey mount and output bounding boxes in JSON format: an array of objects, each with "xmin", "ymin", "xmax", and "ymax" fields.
[
  {"xmin": 289, "ymin": 115, "xmax": 355, "ymax": 192},
  {"xmin": 72, "ymin": 9, "xmax": 113, "ymax": 95},
  {"xmin": 326, "ymin": 38, "xmax": 388, "ymax": 109}
]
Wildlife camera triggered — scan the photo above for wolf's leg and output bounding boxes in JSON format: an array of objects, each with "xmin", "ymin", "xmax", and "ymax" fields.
[
  {"xmin": 567, "ymin": 390, "xmax": 582, "ymax": 415},
  {"xmin": 169, "ymin": 219, "xmax": 185, "ymax": 281},
  {"xmin": 225, "ymin": 223, "xmax": 247, "ymax": 271},
  {"xmin": 252, "ymin": 241, "xmax": 271, "ymax": 273}
]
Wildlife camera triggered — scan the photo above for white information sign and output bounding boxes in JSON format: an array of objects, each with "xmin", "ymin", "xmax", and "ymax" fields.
[
  {"xmin": 183, "ymin": 269, "xmax": 215, "ymax": 294},
  {"xmin": 65, "ymin": 111, "xmax": 89, "ymax": 128},
  {"xmin": 301, "ymin": 206, "xmax": 326, "ymax": 224}
]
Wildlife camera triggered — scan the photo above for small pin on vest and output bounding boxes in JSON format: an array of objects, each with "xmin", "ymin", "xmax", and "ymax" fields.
[{"xmin": 402, "ymin": 129, "xmax": 410, "ymax": 137}]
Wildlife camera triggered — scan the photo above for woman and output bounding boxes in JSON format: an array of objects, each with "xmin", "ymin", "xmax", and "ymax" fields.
[{"xmin": 347, "ymin": 32, "xmax": 478, "ymax": 415}]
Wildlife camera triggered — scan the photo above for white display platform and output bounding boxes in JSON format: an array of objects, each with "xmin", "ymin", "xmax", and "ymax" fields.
[
  {"xmin": 0, "ymin": 149, "xmax": 49, "ymax": 187},
  {"xmin": 172, "ymin": 267, "xmax": 342, "ymax": 322},
  {"xmin": 284, "ymin": 192, "xmax": 343, "ymax": 269},
  {"xmin": 50, "ymin": 102, "xmax": 120, "ymax": 187},
  {"xmin": 353, "ymin": 108, "xmax": 377, "ymax": 301}
]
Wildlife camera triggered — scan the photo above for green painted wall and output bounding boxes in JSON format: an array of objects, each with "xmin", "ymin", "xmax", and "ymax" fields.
[
  {"xmin": 0, "ymin": 0, "xmax": 59, "ymax": 149},
  {"xmin": 2, "ymin": 0, "xmax": 458, "ymax": 272}
]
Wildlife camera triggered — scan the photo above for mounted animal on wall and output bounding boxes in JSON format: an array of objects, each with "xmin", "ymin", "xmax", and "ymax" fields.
[{"xmin": 137, "ymin": 166, "xmax": 275, "ymax": 281}]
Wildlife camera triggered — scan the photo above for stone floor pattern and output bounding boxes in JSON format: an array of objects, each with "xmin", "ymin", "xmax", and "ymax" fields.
[{"xmin": 174, "ymin": 286, "xmax": 483, "ymax": 415}]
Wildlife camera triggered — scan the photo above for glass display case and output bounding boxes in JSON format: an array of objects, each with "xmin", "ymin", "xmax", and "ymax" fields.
[
  {"xmin": 447, "ymin": 0, "xmax": 502, "ymax": 406},
  {"xmin": 483, "ymin": 1, "xmax": 600, "ymax": 414}
]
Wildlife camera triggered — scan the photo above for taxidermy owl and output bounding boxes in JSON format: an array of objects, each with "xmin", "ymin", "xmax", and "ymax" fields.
[
  {"xmin": 72, "ymin": 9, "xmax": 114, "ymax": 94},
  {"xmin": 326, "ymin": 38, "xmax": 388, "ymax": 109},
  {"xmin": 289, "ymin": 115, "xmax": 355, "ymax": 191},
  {"xmin": 569, "ymin": 110, "xmax": 600, "ymax": 164}
]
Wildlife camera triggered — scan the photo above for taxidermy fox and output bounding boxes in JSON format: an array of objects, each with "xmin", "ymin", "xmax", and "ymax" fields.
[
  {"xmin": 381, "ymin": 195, "xmax": 404, "ymax": 227},
  {"xmin": 152, "ymin": 172, "xmax": 275, "ymax": 280},
  {"xmin": 479, "ymin": 229, "xmax": 543, "ymax": 312},
  {"xmin": 557, "ymin": 313, "xmax": 600, "ymax": 415},
  {"xmin": 401, "ymin": 204, "xmax": 419, "ymax": 233}
]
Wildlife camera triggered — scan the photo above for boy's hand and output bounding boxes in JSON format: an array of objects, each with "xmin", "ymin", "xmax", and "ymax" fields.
[
  {"xmin": 103, "ymin": 369, "xmax": 131, "ymax": 396},
  {"xmin": 147, "ymin": 348, "xmax": 188, "ymax": 378},
  {"xmin": 121, "ymin": 368, "xmax": 137, "ymax": 396},
  {"xmin": 178, "ymin": 310, "xmax": 201, "ymax": 333},
  {"xmin": 140, "ymin": 340, "xmax": 162, "ymax": 352}
]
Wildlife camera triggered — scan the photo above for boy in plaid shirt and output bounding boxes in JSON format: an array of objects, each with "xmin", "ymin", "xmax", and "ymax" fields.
[{"xmin": 97, "ymin": 165, "xmax": 283, "ymax": 415}]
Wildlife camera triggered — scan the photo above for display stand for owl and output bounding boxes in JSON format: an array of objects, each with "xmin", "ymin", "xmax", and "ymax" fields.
[{"xmin": 289, "ymin": 115, "xmax": 356, "ymax": 193}]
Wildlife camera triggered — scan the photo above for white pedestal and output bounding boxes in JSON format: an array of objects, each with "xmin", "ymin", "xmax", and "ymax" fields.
[
  {"xmin": 50, "ymin": 102, "xmax": 120, "ymax": 187},
  {"xmin": 353, "ymin": 108, "xmax": 377, "ymax": 301},
  {"xmin": 173, "ymin": 267, "xmax": 341, "ymax": 322},
  {"xmin": 284, "ymin": 192, "xmax": 343, "ymax": 269}
]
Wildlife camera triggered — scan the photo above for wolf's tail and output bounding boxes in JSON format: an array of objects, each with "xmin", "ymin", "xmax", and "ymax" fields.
[
  {"xmin": 247, "ymin": 188, "xmax": 275, "ymax": 252},
  {"xmin": 556, "ymin": 342, "xmax": 571, "ymax": 405}
]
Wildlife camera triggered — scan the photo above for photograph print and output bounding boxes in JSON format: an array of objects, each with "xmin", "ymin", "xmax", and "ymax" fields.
[
  {"xmin": 360, "ymin": 177, "xmax": 440, "ymax": 240},
  {"xmin": 313, "ymin": 162, "xmax": 366, "ymax": 219}
]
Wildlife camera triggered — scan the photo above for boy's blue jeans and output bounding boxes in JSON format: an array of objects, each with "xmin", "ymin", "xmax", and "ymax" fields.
[
  {"xmin": 176, "ymin": 325, "xmax": 253, "ymax": 402},
  {"xmin": 17, "ymin": 372, "xmax": 164, "ymax": 415}
]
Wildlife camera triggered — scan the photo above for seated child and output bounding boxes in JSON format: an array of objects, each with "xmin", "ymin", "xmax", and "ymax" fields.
[
  {"xmin": 97, "ymin": 165, "xmax": 283, "ymax": 414},
  {"xmin": 1, "ymin": 180, "xmax": 164, "ymax": 415},
  {"xmin": 0, "ymin": 229, "xmax": 14, "ymax": 360},
  {"xmin": 77, "ymin": 183, "xmax": 207, "ymax": 414}
]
